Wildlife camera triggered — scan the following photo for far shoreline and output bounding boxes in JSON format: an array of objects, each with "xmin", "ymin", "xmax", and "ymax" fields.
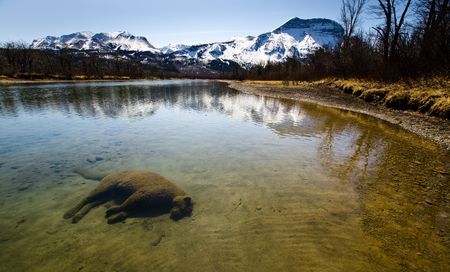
[
  {"xmin": 0, "ymin": 77, "xmax": 200, "ymax": 85},
  {"xmin": 0, "ymin": 77, "xmax": 147, "ymax": 85}
]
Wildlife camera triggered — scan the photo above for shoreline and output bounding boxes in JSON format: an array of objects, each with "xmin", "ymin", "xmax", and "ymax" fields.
[
  {"xmin": 0, "ymin": 78, "xmax": 134, "ymax": 85},
  {"xmin": 0, "ymin": 77, "xmax": 192, "ymax": 85},
  {"xmin": 222, "ymin": 80, "xmax": 450, "ymax": 151}
]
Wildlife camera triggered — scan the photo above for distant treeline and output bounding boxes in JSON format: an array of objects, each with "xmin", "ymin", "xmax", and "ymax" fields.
[
  {"xmin": 232, "ymin": 0, "xmax": 449, "ymax": 81},
  {"xmin": 0, "ymin": 43, "xmax": 160, "ymax": 80}
]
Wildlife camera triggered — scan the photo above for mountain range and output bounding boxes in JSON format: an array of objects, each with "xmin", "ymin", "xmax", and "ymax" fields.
[
  {"xmin": 31, "ymin": 18, "xmax": 343, "ymax": 71},
  {"xmin": 31, "ymin": 31, "xmax": 159, "ymax": 53},
  {"xmin": 167, "ymin": 18, "xmax": 343, "ymax": 67}
]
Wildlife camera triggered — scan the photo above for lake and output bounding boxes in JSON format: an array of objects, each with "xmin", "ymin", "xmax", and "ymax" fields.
[{"xmin": 0, "ymin": 80, "xmax": 448, "ymax": 271}]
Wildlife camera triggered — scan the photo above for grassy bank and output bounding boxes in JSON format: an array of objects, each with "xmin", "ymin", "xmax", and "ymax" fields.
[
  {"xmin": 328, "ymin": 78, "xmax": 450, "ymax": 120},
  {"xmin": 244, "ymin": 78, "xmax": 450, "ymax": 120}
]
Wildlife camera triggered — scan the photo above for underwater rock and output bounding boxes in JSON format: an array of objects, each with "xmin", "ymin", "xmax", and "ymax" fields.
[
  {"xmin": 150, "ymin": 233, "xmax": 165, "ymax": 246},
  {"xmin": 0, "ymin": 238, "xmax": 10, "ymax": 244},
  {"xmin": 86, "ymin": 156, "xmax": 104, "ymax": 164},
  {"xmin": 64, "ymin": 170, "xmax": 193, "ymax": 224},
  {"xmin": 73, "ymin": 168, "xmax": 108, "ymax": 181},
  {"xmin": 15, "ymin": 218, "xmax": 26, "ymax": 228},
  {"xmin": 141, "ymin": 219, "xmax": 154, "ymax": 231},
  {"xmin": 46, "ymin": 230, "xmax": 58, "ymax": 235},
  {"xmin": 18, "ymin": 183, "xmax": 32, "ymax": 191}
]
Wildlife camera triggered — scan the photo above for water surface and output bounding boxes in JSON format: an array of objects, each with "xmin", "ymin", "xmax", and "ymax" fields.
[{"xmin": 0, "ymin": 80, "xmax": 448, "ymax": 272}]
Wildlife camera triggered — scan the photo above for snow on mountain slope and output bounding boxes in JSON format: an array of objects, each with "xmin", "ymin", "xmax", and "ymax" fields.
[
  {"xmin": 170, "ymin": 17, "xmax": 343, "ymax": 67},
  {"xmin": 159, "ymin": 44, "xmax": 189, "ymax": 54},
  {"xmin": 272, "ymin": 18, "xmax": 343, "ymax": 47},
  {"xmin": 31, "ymin": 31, "xmax": 159, "ymax": 53},
  {"xmin": 29, "ymin": 17, "xmax": 343, "ymax": 69}
]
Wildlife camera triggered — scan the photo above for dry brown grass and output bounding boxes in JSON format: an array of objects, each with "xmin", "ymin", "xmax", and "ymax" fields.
[
  {"xmin": 242, "ymin": 80, "xmax": 325, "ymax": 90},
  {"xmin": 330, "ymin": 78, "xmax": 449, "ymax": 119},
  {"xmin": 242, "ymin": 77, "xmax": 450, "ymax": 119},
  {"xmin": 102, "ymin": 75, "xmax": 131, "ymax": 80}
]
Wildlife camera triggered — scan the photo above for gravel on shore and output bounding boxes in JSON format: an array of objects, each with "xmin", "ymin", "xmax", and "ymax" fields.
[{"xmin": 222, "ymin": 80, "xmax": 450, "ymax": 151}]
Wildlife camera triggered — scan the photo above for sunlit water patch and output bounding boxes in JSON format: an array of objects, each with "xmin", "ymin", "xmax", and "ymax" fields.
[{"xmin": 0, "ymin": 80, "xmax": 448, "ymax": 272}]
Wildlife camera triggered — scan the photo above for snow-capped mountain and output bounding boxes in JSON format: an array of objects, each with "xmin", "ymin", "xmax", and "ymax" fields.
[
  {"xmin": 29, "ymin": 18, "xmax": 343, "ymax": 70},
  {"xmin": 272, "ymin": 18, "xmax": 343, "ymax": 46},
  {"xmin": 31, "ymin": 31, "xmax": 158, "ymax": 53},
  {"xmin": 169, "ymin": 18, "xmax": 343, "ymax": 67},
  {"xmin": 159, "ymin": 44, "xmax": 189, "ymax": 54}
]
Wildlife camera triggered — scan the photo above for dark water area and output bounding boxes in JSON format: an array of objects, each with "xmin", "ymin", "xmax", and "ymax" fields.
[{"xmin": 0, "ymin": 80, "xmax": 448, "ymax": 271}]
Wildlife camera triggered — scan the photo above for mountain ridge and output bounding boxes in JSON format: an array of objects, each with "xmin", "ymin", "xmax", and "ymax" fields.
[
  {"xmin": 30, "ymin": 18, "xmax": 344, "ymax": 69},
  {"xmin": 31, "ymin": 31, "xmax": 158, "ymax": 53},
  {"xmin": 167, "ymin": 17, "xmax": 343, "ymax": 67}
]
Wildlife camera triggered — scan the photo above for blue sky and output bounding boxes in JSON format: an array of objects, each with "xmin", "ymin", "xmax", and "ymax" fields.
[{"xmin": 0, "ymin": 0, "xmax": 372, "ymax": 47}]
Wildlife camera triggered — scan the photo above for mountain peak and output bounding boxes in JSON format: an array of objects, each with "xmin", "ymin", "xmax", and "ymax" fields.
[
  {"xmin": 167, "ymin": 17, "xmax": 343, "ymax": 68},
  {"xmin": 277, "ymin": 17, "xmax": 342, "ymax": 30},
  {"xmin": 31, "ymin": 31, "xmax": 158, "ymax": 52},
  {"xmin": 273, "ymin": 17, "xmax": 344, "ymax": 47},
  {"xmin": 74, "ymin": 31, "xmax": 94, "ymax": 37},
  {"xmin": 159, "ymin": 44, "xmax": 189, "ymax": 54}
]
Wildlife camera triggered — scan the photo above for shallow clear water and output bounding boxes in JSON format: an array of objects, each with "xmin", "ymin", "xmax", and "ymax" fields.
[{"xmin": 0, "ymin": 80, "xmax": 448, "ymax": 272}]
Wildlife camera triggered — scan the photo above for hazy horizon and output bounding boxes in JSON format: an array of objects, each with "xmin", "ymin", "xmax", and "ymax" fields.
[{"xmin": 0, "ymin": 0, "xmax": 374, "ymax": 47}]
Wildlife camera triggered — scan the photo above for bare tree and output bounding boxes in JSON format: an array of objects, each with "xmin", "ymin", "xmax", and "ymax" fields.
[
  {"xmin": 415, "ymin": 0, "xmax": 449, "ymax": 68},
  {"xmin": 340, "ymin": 0, "xmax": 368, "ymax": 41},
  {"xmin": 373, "ymin": 0, "xmax": 413, "ymax": 65}
]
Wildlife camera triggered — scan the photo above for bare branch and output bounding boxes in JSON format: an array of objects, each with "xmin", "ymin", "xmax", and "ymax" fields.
[{"xmin": 340, "ymin": 0, "xmax": 368, "ymax": 40}]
